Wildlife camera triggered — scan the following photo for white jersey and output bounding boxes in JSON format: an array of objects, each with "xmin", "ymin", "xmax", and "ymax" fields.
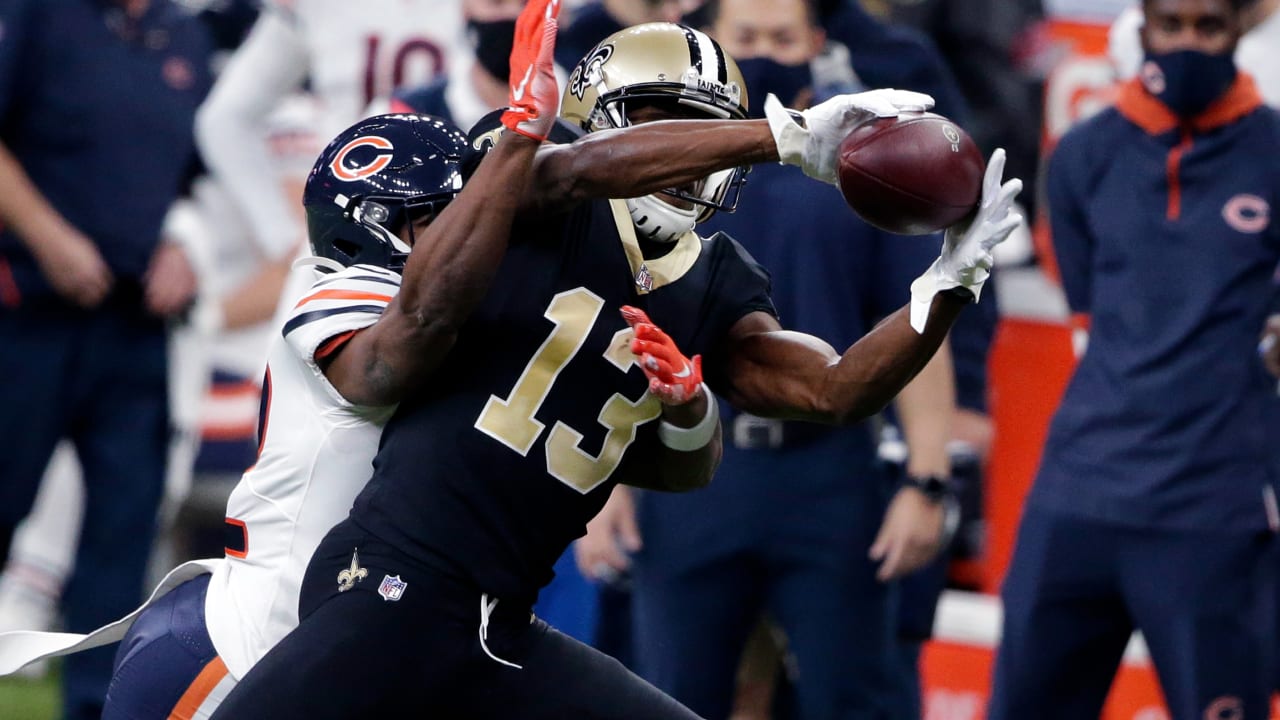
[
  {"xmin": 196, "ymin": 0, "xmax": 467, "ymax": 265},
  {"xmin": 280, "ymin": 0, "xmax": 467, "ymax": 138},
  {"xmin": 204, "ymin": 264, "xmax": 401, "ymax": 680}
]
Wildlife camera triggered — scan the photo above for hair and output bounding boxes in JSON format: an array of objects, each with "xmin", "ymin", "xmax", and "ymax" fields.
[
  {"xmin": 1141, "ymin": 0, "xmax": 1251, "ymax": 14},
  {"xmin": 700, "ymin": 0, "xmax": 822, "ymax": 28}
]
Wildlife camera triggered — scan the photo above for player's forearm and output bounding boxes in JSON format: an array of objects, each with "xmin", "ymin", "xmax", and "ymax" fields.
[
  {"xmin": 530, "ymin": 119, "xmax": 777, "ymax": 210},
  {"xmin": 820, "ymin": 297, "xmax": 964, "ymax": 424},
  {"xmin": 626, "ymin": 434, "xmax": 721, "ymax": 492},
  {"xmin": 730, "ymin": 295, "xmax": 965, "ymax": 425},
  {"xmin": 396, "ymin": 134, "xmax": 538, "ymax": 331},
  {"xmin": 893, "ymin": 340, "xmax": 955, "ymax": 478},
  {"xmin": 0, "ymin": 141, "xmax": 78, "ymax": 252}
]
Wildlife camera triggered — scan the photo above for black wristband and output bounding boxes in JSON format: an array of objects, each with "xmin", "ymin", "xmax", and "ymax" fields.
[{"xmin": 901, "ymin": 474, "xmax": 950, "ymax": 503}]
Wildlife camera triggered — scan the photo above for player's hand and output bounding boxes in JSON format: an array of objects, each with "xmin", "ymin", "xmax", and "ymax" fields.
[
  {"xmin": 574, "ymin": 485, "xmax": 641, "ymax": 584},
  {"xmin": 908, "ymin": 148, "xmax": 1022, "ymax": 332},
  {"xmin": 1261, "ymin": 314, "xmax": 1280, "ymax": 378},
  {"xmin": 621, "ymin": 305, "xmax": 704, "ymax": 405},
  {"xmin": 501, "ymin": 0, "xmax": 561, "ymax": 141},
  {"xmin": 144, "ymin": 241, "xmax": 199, "ymax": 318},
  {"xmin": 30, "ymin": 224, "xmax": 113, "ymax": 308},
  {"xmin": 869, "ymin": 486, "xmax": 946, "ymax": 581},
  {"xmin": 763, "ymin": 88, "xmax": 934, "ymax": 186}
]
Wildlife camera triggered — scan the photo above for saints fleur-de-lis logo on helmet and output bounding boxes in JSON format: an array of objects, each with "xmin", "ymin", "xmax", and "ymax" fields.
[{"xmin": 337, "ymin": 549, "xmax": 368, "ymax": 592}]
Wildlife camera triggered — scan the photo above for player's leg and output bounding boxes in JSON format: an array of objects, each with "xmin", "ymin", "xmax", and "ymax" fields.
[
  {"xmin": 61, "ymin": 309, "xmax": 169, "ymax": 720},
  {"xmin": 763, "ymin": 468, "xmax": 910, "ymax": 720},
  {"xmin": 0, "ymin": 443, "xmax": 85, "ymax": 674},
  {"xmin": 1123, "ymin": 527, "xmax": 1276, "ymax": 720},
  {"xmin": 987, "ymin": 506, "xmax": 1133, "ymax": 720},
  {"xmin": 102, "ymin": 574, "xmax": 231, "ymax": 720},
  {"xmin": 630, "ymin": 495, "xmax": 766, "ymax": 719},
  {"xmin": 0, "ymin": 308, "xmax": 77, "ymax": 566},
  {"xmin": 208, "ymin": 519, "xmax": 482, "ymax": 720},
  {"xmin": 476, "ymin": 616, "xmax": 705, "ymax": 720}
]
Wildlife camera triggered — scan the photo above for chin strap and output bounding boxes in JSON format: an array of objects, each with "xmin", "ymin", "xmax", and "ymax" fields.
[
  {"xmin": 627, "ymin": 195, "xmax": 698, "ymax": 244},
  {"xmin": 292, "ymin": 256, "xmax": 346, "ymax": 273}
]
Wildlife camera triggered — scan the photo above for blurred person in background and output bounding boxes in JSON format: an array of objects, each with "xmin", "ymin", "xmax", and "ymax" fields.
[
  {"xmin": 194, "ymin": 0, "xmax": 469, "ymax": 329},
  {"xmin": 1111, "ymin": 0, "xmax": 1279, "ymax": 105},
  {"xmin": 0, "ymin": 0, "xmax": 213, "ymax": 717},
  {"xmin": 871, "ymin": 0, "xmax": 1045, "ymax": 219},
  {"xmin": 576, "ymin": 1, "xmax": 959, "ymax": 717},
  {"xmin": 0, "ymin": 0, "xmax": 271, "ymax": 674},
  {"xmin": 555, "ymin": 0, "xmax": 690, "ymax": 71},
  {"xmin": 557, "ymin": 0, "xmax": 970, "ymax": 123},
  {"xmin": 989, "ymin": 0, "xmax": 1280, "ymax": 716},
  {"xmin": 385, "ymin": 0, "xmax": 535, "ymax": 140}
]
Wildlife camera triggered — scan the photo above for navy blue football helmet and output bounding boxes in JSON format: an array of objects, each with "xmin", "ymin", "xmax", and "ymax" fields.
[{"xmin": 303, "ymin": 114, "xmax": 466, "ymax": 273}]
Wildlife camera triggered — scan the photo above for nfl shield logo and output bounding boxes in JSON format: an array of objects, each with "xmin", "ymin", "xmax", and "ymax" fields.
[
  {"xmin": 635, "ymin": 263, "xmax": 653, "ymax": 292},
  {"xmin": 378, "ymin": 574, "xmax": 407, "ymax": 602}
]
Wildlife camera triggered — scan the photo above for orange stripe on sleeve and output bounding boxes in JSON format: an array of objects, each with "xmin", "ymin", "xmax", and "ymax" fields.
[
  {"xmin": 294, "ymin": 289, "xmax": 393, "ymax": 309},
  {"xmin": 167, "ymin": 656, "xmax": 229, "ymax": 720},
  {"xmin": 316, "ymin": 330, "xmax": 359, "ymax": 361}
]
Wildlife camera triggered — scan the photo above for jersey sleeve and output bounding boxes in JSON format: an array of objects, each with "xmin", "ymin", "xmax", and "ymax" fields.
[
  {"xmin": 195, "ymin": 7, "xmax": 309, "ymax": 262},
  {"xmin": 282, "ymin": 264, "xmax": 401, "ymax": 372},
  {"xmin": 1046, "ymin": 127, "xmax": 1096, "ymax": 316},
  {"xmin": 700, "ymin": 233, "xmax": 777, "ymax": 391}
]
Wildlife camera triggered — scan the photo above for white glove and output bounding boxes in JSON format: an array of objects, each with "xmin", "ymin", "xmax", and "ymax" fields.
[
  {"xmin": 909, "ymin": 148, "xmax": 1023, "ymax": 332},
  {"xmin": 763, "ymin": 89, "xmax": 935, "ymax": 186}
]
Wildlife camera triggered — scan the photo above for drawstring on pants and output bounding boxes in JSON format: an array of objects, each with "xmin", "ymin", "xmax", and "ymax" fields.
[{"xmin": 479, "ymin": 593, "xmax": 523, "ymax": 669}]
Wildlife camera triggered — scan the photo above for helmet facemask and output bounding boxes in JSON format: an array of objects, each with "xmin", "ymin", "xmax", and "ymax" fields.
[
  {"xmin": 563, "ymin": 23, "xmax": 753, "ymax": 242},
  {"xmin": 322, "ymin": 190, "xmax": 456, "ymax": 273}
]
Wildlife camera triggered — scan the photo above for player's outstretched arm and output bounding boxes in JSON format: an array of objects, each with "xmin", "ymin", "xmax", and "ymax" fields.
[
  {"xmin": 617, "ymin": 306, "xmax": 722, "ymax": 492},
  {"xmin": 721, "ymin": 151, "xmax": 1020, "ymax": 424},
  {"xmin": 720, "ymin": 297, "xmax": 963, "ymax": 425},
  {"xmin": 323, "ymin": 0, "xmax": 561, "ymax": 406},
  {"xmin": 526, "ymin": 90, "xmax": 935, "ymax": 212}
]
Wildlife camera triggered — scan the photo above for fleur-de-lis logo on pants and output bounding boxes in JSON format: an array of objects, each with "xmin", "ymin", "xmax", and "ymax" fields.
[{"xmin": 337, "ymin": 549, "xmax": 368, "ymax": 592}]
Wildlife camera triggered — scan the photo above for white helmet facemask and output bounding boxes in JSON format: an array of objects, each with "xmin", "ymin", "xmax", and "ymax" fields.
[{"xmin": 627, "ymin": 194, "xmax": 699, "ymax": 244}]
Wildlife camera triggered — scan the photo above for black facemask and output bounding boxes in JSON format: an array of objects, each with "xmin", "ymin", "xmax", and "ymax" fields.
[
  {"xmin": 468, "ymin": 18, "xmax": 517, "ymax": 82},
  {"xmin": 1140, "ymin": 48, "xmax": 1237, "ymax": 118},
  {"xmin": 735, "ymin": 57, "xmax": 813, "ymax": 117}
]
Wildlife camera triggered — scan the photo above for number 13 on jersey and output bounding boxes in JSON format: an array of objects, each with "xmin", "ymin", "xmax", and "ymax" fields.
[{"xmin": 475, "ymin": 288, "xmax": 662, "ymax": 494}]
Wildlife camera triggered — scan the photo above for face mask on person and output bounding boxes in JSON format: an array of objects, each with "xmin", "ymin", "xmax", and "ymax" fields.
[
  {"xmin": 468, "ymin": 18, "xmax": 518, "ymax": 82},
  {"xmin": 735, "ymin": 56, "xmax": 813, "ymax": 117},
  {"xmin": 1140, "ymin": 48, "xmax": 1237, "ymax": 117}
]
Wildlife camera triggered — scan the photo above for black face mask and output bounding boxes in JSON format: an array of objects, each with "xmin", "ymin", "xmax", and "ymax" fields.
[
  {"xmin": 468, "ymin": 18, "xmax": 517, "ymax": 82},
  {"xmin": 1140, "ymin": 48, "xmax": 1237, "ymax": 118},
  {"xmin": 735, "ymin": 56, "xmax": 813, "ymax": 118}
]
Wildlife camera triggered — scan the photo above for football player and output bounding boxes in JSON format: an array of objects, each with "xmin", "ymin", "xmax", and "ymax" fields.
[
  {"xmin": 0, "ymin": 2, "xmax": 560, "ymax": 716},
  {"xmin": 209, "ymin": 23, "xmax": 1021, "ymax": 720},
  {"xmin": 193, "ymin": 0, "xmax": 471, "ymax": 347}
]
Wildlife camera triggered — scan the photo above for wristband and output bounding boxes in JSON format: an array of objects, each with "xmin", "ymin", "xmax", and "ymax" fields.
[
  {"xmin": 901, "ymin": 474, "xmax": 950, "ymax": 503},
  {"xmin": 657, "ymin": 385, "xmax": 720, "ymax": 451}
]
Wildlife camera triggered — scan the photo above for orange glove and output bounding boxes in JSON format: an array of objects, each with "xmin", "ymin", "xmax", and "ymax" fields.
[
  {"xmin": 621, "ymin": 305, "xmax": 704, "ymax": 405},
  {"xmin": 501, "ymin": 0, "xmax": 562, "ymax": 141}
]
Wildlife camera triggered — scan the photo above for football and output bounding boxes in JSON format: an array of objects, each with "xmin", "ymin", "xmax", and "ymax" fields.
[{"xmin": 836, "ymin": 112, "xmax": 985, "ymax": 235}]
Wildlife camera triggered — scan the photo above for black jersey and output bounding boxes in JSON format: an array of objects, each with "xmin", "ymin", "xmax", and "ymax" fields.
[{"xmin": 350, "ymin": 197, "xmax": 775, "ymax": 604}]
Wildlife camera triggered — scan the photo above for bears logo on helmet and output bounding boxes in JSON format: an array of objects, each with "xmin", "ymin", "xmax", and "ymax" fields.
[
  {"xmin": 304, "ymin": 114, "xmax": 466, "ymax": 273},
  {"xmin": 328, "ymin": 136, "xmax": 396, "ymax": 182}
]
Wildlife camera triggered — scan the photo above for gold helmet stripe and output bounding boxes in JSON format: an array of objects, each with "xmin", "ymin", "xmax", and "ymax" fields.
[{"xmin": 683, "ymin": 26, "xmax": 728, "ymax": 84}]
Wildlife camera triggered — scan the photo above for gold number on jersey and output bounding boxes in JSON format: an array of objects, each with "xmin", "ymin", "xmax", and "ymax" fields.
[{"xmin": 475, "ymin": 288, "xmax": 662, "ymax": 494}]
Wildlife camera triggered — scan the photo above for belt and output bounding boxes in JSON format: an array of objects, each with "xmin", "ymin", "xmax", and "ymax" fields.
[{"xmin": 729, "ymin": 413, "xmax": 844, "ymax": 450}]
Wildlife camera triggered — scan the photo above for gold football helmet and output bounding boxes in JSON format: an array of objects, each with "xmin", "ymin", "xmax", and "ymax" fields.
[{"xmin": 561, "ymin": 23, "xmax": 750, "ymax": 240}]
